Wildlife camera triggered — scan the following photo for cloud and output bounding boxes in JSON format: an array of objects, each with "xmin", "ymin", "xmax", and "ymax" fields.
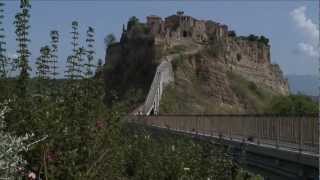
[
  {"xmin": 8, "ymin": 53, "xmax": 18, "ymax": 59},
  {"xmin": 290, "ymin": 6, "xmax": 319, "ymax": 58},
  {"xmin": 297, "ymin": 42, "xmax": 319, "ymax": 58}
]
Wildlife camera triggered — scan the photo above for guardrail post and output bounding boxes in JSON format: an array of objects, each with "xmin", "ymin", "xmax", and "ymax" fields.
[
  {"xmin": 256, "ymin": 117, "xmax": 260, "ymax": 145},
  {"xmin": 299, "ymin": 117, "xmax": 303, "ymax": 153},
  {"xmin": 242, "ymin": 117, "xmax": 245, "ymax": 143},
  {"xmin": 229, "ymin": 122, "xmax": 232, "ymax": 140},
  {"xmin": 276, "ymin": 117, "xmax": 280, "ymax": 149}
]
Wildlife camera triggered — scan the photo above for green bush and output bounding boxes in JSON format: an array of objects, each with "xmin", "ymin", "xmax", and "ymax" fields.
[
  {"xmin": 228, "ymin": 30, "xmax": 236, "ymax": 37},
  {"xmin": 268, "ymin": 95, "xmax": 317, "ymax": 115}
]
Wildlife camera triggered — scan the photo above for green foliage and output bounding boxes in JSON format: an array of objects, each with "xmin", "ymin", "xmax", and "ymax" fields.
[
  {"xmin": 104, "ymin": 33, "xmax": 157, "ymax": 108},
  {"xmin": 245, "ymin": 34, "xmax": 269, "ymax": 46},
  {"xmin": 119, "ymin": 124, "xmax": 261, "ymax": 180},
  {"xmin": 167, "ymin": 45, "xmax": 187, "ymax": 55},
  {"xmin": 228, "ymin": 72, "xmax": 274, "ymax": 113},
  {"xmin": 268, "ymin": 94, "xmax": 317, "ymax": 115},
  {"xmin": 247, "ymin": 34, "xmax": 258, "ymax": 41},
  {"xmin": 0, "ymin": 2, "xmax": 6, "ymax": 78},
  {"xmin": 0, "ymin": 100, "xmax": 34, "ymax": 179},
  {"xmin": 259, "ymin": 35, "xmax": 269, "ymax": 46},
  {"xmin": 228, "ymin": 30, "xmax": 236, "ymax": 37},
  {"xmin": 14, "ymin": 1, "xmax": 31, "ymax": 98},
  {"xmin": 50, "ymin": 30, "xmax": 59, "ymax": 79},
  {"xmin": 65, "ymin": 21, "xmax": 83, "ymax": 80},
  {"xmin": 124, "ymin": 127, "xmax": 236, "ymax": 179},
  {"xmin": 104, "ymin": 33, "xmax": 116, "ymax": 49},
  {"xmin": 171, "ymin": 53, "xmax": 184, "ymax": 72},
  {"xmin": 127, "ymin": 16, "xmax": 139, "ymax": 31},
  {"xmin": 85, "ymin": 26, "xmax": 96, "ymax": 78},
  {"xmin": 36, "ymin": 45, "xmax": 51, "ymax": 80},
  {"xmin": 126, "ymin": 16, "xmax": 150, "ymax": 39}
]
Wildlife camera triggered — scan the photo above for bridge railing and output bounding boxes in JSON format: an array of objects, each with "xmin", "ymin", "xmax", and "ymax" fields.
[
  {"xmin": 143, "ymin": 61, "xmax": 174, "ymax": 115},
  {"xmin": 128, "ymin": 115, "xmax": 319, "ymax": 154}
]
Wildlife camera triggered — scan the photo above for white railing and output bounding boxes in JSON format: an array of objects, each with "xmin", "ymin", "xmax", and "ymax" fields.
[
  {"xmin": 142, "ymin": 44, "xmax": 202, "ymax": 115},
  {"xmin": 143, "ymin": 60, "xmax": 174, "ymax": 115}
]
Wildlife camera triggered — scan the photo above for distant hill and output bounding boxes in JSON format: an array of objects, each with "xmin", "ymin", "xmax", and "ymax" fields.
[{"xmin": 286, "ymin": 75, "xmax": 318, "ymax": 96}]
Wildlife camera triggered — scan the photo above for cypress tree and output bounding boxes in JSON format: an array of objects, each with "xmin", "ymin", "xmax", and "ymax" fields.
[
  {"xmin": 0, "ymin": 1, "xmax": 6, "ymax": 78},
  {"xmin": 7, "ymin": 0, "xmax": 32, "ymax": 134},
  {"xmin": 85, "ymin": 26, "xmax": 95, "ymax": 78},
  {"xmin": 65, "ymin": 21, "xmax": 82, "ymax": 80},
  {"xmin": 50, "ymin": 30, "xmax": 59, "ymax": 79},
  {"xmin": 36, "ymin": 46, "xmax": 50, "ymax": 80},
  {"xmin": 14, "ymin": 0, "xmax": 31, "ymax": 98},
  {"xmin": 35, "ymin": 45, "xmax": 50, "ymax": 94},
  {"xmin": 77, "ymin": 46, "xmax": 86, "ymax": 78}
]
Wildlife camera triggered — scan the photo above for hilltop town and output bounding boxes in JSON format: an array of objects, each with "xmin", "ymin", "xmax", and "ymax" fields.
[{"xmin": 105, "ymin": 11, "xmax": 289, "ymax": 113}]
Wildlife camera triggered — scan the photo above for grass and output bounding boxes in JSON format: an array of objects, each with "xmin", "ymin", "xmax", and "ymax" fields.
[
  {"xmin": 227, "ymin": 71, "xmax": 276, "ymax": 113},
  {"xmin": 167, "ymin": 45, "xmax": 187, "ymax": 55}
]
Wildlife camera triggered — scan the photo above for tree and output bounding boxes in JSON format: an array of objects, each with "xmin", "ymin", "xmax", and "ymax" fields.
[
  {"xmin": 268, "ymin": 95, "xmax": 318, "ymax": 115},
  {"xmin": 247, "ymin": 34, "xmax": 258, "ymax": 41},
  {"xmin": 50, "ymin": 30, "xmax": 59, "ymax": 79},
  {"xmin": 127, "ymin": 16, "xmax": 139, "ymax": 31},
  {"xmin": 85, "ymin": 26, "xmax": 95, "ymax": 78},
  {"xmin": 0, "ymin": 101, "xmax": 32, "ymax": 179},
  {"xmin": 259, "ymin": 35, "xmax": 269, "ymax": 46},
  {"xmin": 96, "ymin": 58, "xmax": 103, "ymax": 72},
  {"xmin": 65, "ymin": 21, "xmax": 82, "ymax": 80},
  {"xmin": 0, "ymin": 2, "xmax": 6, "ymax": 78},
  {"xmin": 14, "ymin": 0, "xmax": 31, "ymax": 97},
  {"xmin": 228, "ymin": 30, "xmax": 236, "ymax": 37},
  {"xmin": 35, "ymin": 46, "xmax": 51, "ymax": 95},
  {"xmin": 104, "ymin": 33, "xmax": 116, "ymax": 49},
  {"xmin": 36, "ymin": 46, "xmax": 51, "ymax": 80}
]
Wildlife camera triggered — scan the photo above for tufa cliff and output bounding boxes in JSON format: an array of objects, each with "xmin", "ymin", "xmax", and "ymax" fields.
[{"xmin": 104, "ymin": 11, "xmax": 289, "ymax": 113}]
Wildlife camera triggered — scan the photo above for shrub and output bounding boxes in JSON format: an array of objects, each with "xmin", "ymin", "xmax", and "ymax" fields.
[
  {"xmin": 228, "ymin": 30, "xmax": 236, "ymax": 37},
  {"xmin": 268, "ymin": 95, "xmax": 317, "ymax": 115},
  {"xmin": 0, "ymin": 100, "xmax": 33, "ymax": 179}
]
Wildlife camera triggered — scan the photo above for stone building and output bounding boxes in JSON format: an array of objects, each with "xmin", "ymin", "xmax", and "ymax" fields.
[{"xmin": 146, "ymin": 11, "xmax": 209, "ymax": 44}]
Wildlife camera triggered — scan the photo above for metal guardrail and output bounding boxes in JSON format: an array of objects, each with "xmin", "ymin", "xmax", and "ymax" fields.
[
  {"xmin": 143, "ymin": 60, "xmax": 174, "ymax": 115},
  {"xmin": 142, "ymin": 44, "xmax": 201, "ymax": 115},
  {"xmin": 128, "ymin": 115, "xmax": 319, "ymax": 155}
]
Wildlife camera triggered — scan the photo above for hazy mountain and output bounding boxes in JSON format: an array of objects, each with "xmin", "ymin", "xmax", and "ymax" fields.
[{"xmin": 286, "ymin": 75, "xmax": 318, "ymax": 96}]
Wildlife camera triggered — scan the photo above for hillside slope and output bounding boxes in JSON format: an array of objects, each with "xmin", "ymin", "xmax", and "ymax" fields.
[{"xmin": 159, "ymin": 49, "xmax": 277, "ymax": 114}]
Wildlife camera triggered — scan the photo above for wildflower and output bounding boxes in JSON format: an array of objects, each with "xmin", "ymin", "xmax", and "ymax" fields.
[
  {"xmin": 171, "ymin": 145, "xmax": 175, "ymax": 151},
  {"xmin": 183, "ymin": 167, "xmax": 190, "ymax": 171},
  {"xmin": 27, "ymin": 172, "xmax": 36, "ymax": 180},
  {"xmin": 47, "ymin": 151, "xmax": 57, "ymax": 162},
  {"xmin": 95, "ymin": 120, "xmax": 104, "ymax": 129},
  {"xmin": 144, "ymin": 135, "xmax": 150, "ymax": 140}
]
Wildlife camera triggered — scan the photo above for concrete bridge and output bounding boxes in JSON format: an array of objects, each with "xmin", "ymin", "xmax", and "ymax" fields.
[
  {"xmin": 140, "ymin": 42, "xmax": 202, "ymax": 115},
  {"xmin": 128, "ymin": 115, "xmax": 319, "ymax": 179}
]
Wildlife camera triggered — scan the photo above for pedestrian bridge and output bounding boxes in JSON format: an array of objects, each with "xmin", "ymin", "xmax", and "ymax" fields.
[{"xmin": 128, "ymin": 114, "xmax": 319, "ymax": 179}]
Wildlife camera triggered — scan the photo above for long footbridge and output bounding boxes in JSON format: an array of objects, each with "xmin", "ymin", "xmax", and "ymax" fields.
[
  {"xmin": 133, "ymin": 41, "xmax": 319, "ymax": 179},
  {"xmin": 128, "ymin": 114, "xmax": 319, "ymax": 179}
]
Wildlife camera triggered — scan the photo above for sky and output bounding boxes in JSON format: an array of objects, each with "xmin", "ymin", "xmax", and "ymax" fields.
[{"xmin": 2, "ymin": 0, "xmax": 319, "ymax": 77}]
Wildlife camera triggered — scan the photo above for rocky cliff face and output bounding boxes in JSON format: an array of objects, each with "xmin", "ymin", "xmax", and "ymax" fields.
[
  {"xmin": 146, "ymin": 11, "xmax": 289, "ymax": 95},
  {"xmin": 104, "ymin": 12, "xmax": 289, "ymax": 113},
  {"xmin": 103, "ymin": 22, "xmax": 158, "ymax": 109}
]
